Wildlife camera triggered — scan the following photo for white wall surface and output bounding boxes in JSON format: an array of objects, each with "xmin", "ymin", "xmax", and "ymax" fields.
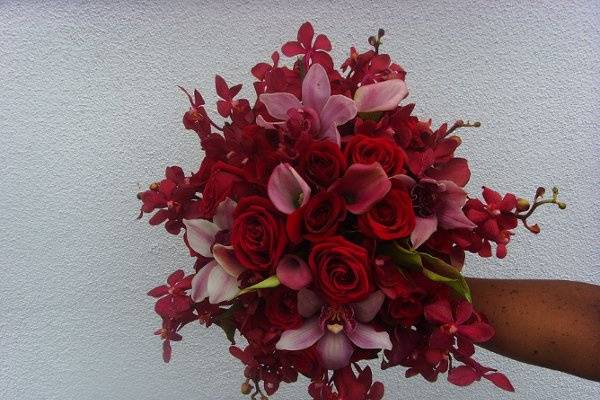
[{"xmin": 1, "ymin": 1, "xmax": 598, "ymax": 399}]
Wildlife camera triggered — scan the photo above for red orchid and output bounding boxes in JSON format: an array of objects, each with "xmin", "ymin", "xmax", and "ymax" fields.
[
  {"xmin": 148, "ymin": 269, "xmax": 193, "ymax": 319},
  {"xmin": 282, "ymin": 21, "xmax": 334, "ymax": 71},
  {"xmin": 215, "ymin": 75, "xmax": 243, "ymax": 117}
]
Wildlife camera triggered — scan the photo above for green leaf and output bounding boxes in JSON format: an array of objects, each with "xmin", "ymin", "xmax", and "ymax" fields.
[
  {"xmin": 384, "ymin": 241, "xmax": 472, "ymax": 302},
  {"xmin": 214, "ymin": 306, "xmax": 237, "ymax": 345},
  {"xmin": 237, "ymin": 275, "xmax": 280, "ymax": 296}
]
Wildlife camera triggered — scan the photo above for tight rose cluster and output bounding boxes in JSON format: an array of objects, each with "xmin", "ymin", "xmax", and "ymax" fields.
[{"xmin": 139, "ymin": 23, "xmax": 564, "ymax": 399}]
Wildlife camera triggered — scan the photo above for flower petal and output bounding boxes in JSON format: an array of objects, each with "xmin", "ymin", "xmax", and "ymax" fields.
[
  {"xmin": 213, "ymin": 197, "xmax": 237, "ymax": 230},
  {"xmin": 354, "ymin": 79, "xmax": 408, "ymax": 113},
  {"xmin": 183, "ymin": 219, "xmax": 219, "ymax": 257},
  {"xmin": 448, "ymin": 366, "xmax": 479, "ymax": 387},
  {"xmin": 454, "ymin": 300, "xmax": 474, "ymax": 325},
  {"xmin": 268, "ymin": 163, "xmax": 311, "ymax": 214},
  {"xmin": 424, "ymin": 299, "xmax": 453, "ymax": 325},
  {"xmin": 353, "ymin": 291, "xmax": 385, "ymax": 323},
  {"xmin": 190, "ymin": 261, "xmax": 217, "ymax": 302},
  {"xmin": 302, "ymin": 63, "xmax": 331, "ymax": 113},
  {"xmin": 256, "ymin": 114, "xmax": 286, "ymax": 130},
  {"xmin": 346, "ymin": 323, "xmax": 392, "ymax": 351},
  {"xmin": 276, "ymin": 254, "xmax": 313, "ymax": 290},
  {"xmin": 410, "ymin": 216, "xmax": 438, "ymax": 249},
  {"xmin": 212, "ymin": 244, "xmax": 245, "ymax": 278},
  {"xmin": 316, "ymin": 332, "xmax": 354, "ymax": 370},
  {"xmin": 297, "ymin": 288, "xmax": 324, "ymax": 318},
  {"xmin": 259, "ymin": 92, "xmax": 301, "ymax": 120},
  {"xmin": 207, "ymin": 264, "xmax": 240, "ymax": 304},
  {"xmin": 330, "ymin": 162, "xmax": 391, "ymax": 214},
  {"xmin": 437, "ymin": 180, "xmax": 476, "ymax": 230},
  {"xmin": 319, "ymin": 94, "xmax": 357, "ymax": 132},
  {"xmin": 276, "ymin": 318, "xmax": 323, "ymax": 351},
  {"xmin": 458, "ymin": 322, "xmax": 495, "ymax": 343}
]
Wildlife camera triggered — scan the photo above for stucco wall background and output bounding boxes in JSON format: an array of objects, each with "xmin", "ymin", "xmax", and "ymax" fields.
[{"xmin": 0, "ymin": 0, "xmax": 598, "ymax": 399}]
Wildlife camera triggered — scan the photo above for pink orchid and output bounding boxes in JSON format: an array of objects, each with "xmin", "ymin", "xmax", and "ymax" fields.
[
  {"xmin": 329, "ymin": 162, "xmax": 391, "ymax": 214},
  {"xmin": 183, "ymin": 198, "xmax": 245, "ymax": 304},
  {"xmin": 393, "ymin": 175, "xmax": 476, "ymax": 249},
  {"xmin": 354, "ymin": 79, "xmax": 408, "ymax": 113},
  {"xmin": 258, "ymin": 63, "xmax": 357, "ymax": 145},
  {"xmin": 276, "ymin": 289, "xmax": 391, "ymax": 370},
  {"xmin": 268, "ymin": 163, "xmax": 311, "ymax": 214}
]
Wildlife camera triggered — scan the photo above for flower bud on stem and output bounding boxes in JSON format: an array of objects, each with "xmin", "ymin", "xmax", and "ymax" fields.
[
  {"xmin": 514, "ymin": 186, "xmax": 566, "ymax": 233},
  {"xmin": 445, "ymin": 120, "xmax": 481, "ymax": 136}
]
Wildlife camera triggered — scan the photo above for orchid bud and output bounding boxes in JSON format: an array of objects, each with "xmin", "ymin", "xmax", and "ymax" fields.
[
  {"xmin": 558, "ymin": 202, "xmax": 567, "ymax": 210},
  {"xmin": 516, "ymin": 198, "xmax": 530, "ymax": 212},
  {"xmin": 378, "ymin": 28, "xmax": 385, "ymax": 38},
  {"xmin": 368, "ymin": 36, "xmax": 377, "ymax": 46},
  {"xmin": 149, "ymin": 182, "xmax": 160, "ymax": 191},
  {"xmin": 241, "ymin": 381, "xmax": 252, "ymax": 395},
  {"xmin": 535, "ymin": 187, "xmax": 545, "ymax": 199}
]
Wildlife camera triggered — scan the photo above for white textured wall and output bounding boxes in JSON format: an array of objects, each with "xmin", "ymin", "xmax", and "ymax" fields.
[{"xmin": 1, "ymin": 1, "xmax": 598, "ymax": 399}]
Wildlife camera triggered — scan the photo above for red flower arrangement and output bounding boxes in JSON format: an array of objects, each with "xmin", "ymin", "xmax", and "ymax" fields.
[{"xmin": 138, "ymin": 22, "xmax": 565, "ymax": 399}]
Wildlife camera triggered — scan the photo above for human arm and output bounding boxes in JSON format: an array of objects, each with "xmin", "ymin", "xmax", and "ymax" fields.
[{"xmin": 466, "ymin": 277, "xmax": 600, "ymax": 381}]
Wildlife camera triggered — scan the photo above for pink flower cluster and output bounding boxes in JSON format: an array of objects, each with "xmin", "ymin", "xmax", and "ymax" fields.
[{"xmin": 138, "ymin": 22, "xmax": 564, "ymax": 399}]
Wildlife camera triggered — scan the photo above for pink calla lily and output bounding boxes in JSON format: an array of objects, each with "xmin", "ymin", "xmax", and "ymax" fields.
[
  {"xmin": 329, "ymin": 162, "xmax": 391, "ymax": 214},
  {"xmin": 276, "ymin": 254, "xmax": 313, "ymax": 290},
  {"xmin": 354, "ymin": 79, "xmax": 408, "ymax": 113},
  {"xmin": 276, "ymin": 290, "xmax": 391, "ymax": 370},
  {"xmin": 258, "ymin": 63, "xmax": 357, "ymax": 145},
  {"xmin": 268, "ymin": 163, "xmax": 311, "ymax": 214}
]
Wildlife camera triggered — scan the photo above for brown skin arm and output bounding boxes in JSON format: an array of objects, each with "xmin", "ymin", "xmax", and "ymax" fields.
[{"xmin": 466, "ymin": 278, "xmax": 600, "ymax": 381}]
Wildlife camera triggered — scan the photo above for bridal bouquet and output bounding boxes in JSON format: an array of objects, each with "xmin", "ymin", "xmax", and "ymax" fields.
[{"xmin": 138, "ymin": 22, "xmax": 564, "ymax": 399}]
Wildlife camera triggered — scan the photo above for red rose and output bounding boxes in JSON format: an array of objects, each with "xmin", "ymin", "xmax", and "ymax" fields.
[
  {"xmin": 309, "ymin": 236, "xmax": 372, "ymax": 304},
  {"xmin": 344, "ymin": 134, "xmax": 406, "ymax": 175},
  {"xmin": 358, "ymin": 188, "xmax": 416, "ymax": 240},
  {"xmin": 232, "ymin": 196, "xmax": 288, "ymax": 272},
  {"xmin": 287, "ymin": 191, "xmax": 346, "ymax": 243},
  {"xmin": 299, "ymin": 140, "xmax": 347, "ymax": 188},
  {"xmin": 199, "ymin": 161, "xmax": 247, "ymax": 218},
  {"xmin": 264, "ymin": 286, "xmax": 303, "ymax": 330}
]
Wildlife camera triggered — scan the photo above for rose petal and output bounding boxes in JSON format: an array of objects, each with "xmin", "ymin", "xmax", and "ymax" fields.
[
  {"xmin": 276, "ymin": 318, "xmax": 324, "ymax": 351},
  {"xmin": 259, "ymin": 92, "xmax": 302, "ymax": 120},
  {"xmin": 213, "ymin": 197, "xmax": 237, "ymax": 230},
  {"xmin": 183, "ymin": 219, "xmax": 219, "ymax": 257},
  {"xmin": 330, "ymin": 162, "xmax": 391, "ymax": 214},
  {"xmin": 302, "ymin": 63, "xmax": 331, "ymax": 113},
  {"xmin": 316, "ymin": 332, "xmax": 354, "ymax": 370},
  {"xmin": 207, "ymin": 264, "xmax": 240, "ymax": 304},
  {"xmin": 276, "ymin": 254, "xmax": 313, "ymax": 290},
  {"xmin": 190, "ymin": 261, "xmax": 217, "ymax": 302},
  {"xmin": 346, "ymin": 323, "xmax": 392, "ymax": 351},
  {"xmin": 297, "ymin": 288, "xmax": 324, "ymax": 318},
  {"xmin": 212, "ymin": 244, "xmax": 245, "ymax": 278},
  {"xmin": 268, "ymin": 163, "xmax": 311, "ymax": 214},
  {"xmin": 410, "ymin": 216, "xmax": 438, "ymax": 249},
  {"xmin": 353, "ymin": 291, "xmax": 385, "ymax": 323},
  {"xmin": 354, "ymin": 79, "xmax": 408, "ymax": 112}
]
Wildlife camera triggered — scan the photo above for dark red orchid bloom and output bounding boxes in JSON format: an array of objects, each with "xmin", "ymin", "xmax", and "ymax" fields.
[
  {"xmin": 282, "ymin": 22, "xmax": 334, "ymax": 71},
  {"xmin": 215, "ymin": 75, "xmax": 243, "ymax": 117},
  {"xmin": 148, "ymin": 269, "xmax": 193, "ymax": 319}
]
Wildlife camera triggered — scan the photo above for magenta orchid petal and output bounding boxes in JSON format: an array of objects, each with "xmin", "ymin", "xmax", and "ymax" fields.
[
  {"xmin": 302, "ymin": 63, "xmax": 331, "ymax": 113},
  {"xmin": 190, "ymin": 261, "xmax": 217, "ymax": 302},
  {"xmin": 320, "ymin": 124, "xmax": 341, "ymax": 146},
  {"xmin": 411, "ymin": 215, "xmax": 438, "ymax": 249},
  {"xmin": 212, "ymin": 244, "xmax": 245, "ymax": 278},
  {"xmin": 330, "ymin": 162, "xmax": 391, "ymax": 214},
  {"xmin": 258, "ymin": 92, "xmax": 302, "ymax": 120},
  {"xmin": 276, "ymin": 317, "xmax": 324, "ymax": 351},
  {"xmin": 183, "ymin": 218, "xmax": 219, "ymax": 257},
  {"xmin": 207, "ymin": 263, "xmax": 240, "ymax": 304},
  {"xmin": 424, "ymin": 299, "xmax": 453, "ymax": 325},
  {"xmin": 454, "ymin": 300, "xmax": 474, "ymax": 325},
  {"xmin": 297, "ymin": 288, "xmax": 325, "ymax": 318},
  {"xmin": 457, "ymin": 322, "xmax": 496, "ymax": 343},
  {"xmin": 316, "ymin": 331, "xmax": 354, "ymax": 370},
  {"xmin": 353, "ymin": 291, "xmax": 385, "ymax": 323},
  {"xmin": 436, "ymin": 180, "xmax": 476, "ymax": 230},
  {"xmin": 276, "ymin": 254, "xmax": 313, "ymax": 290},
  {"xmin": 354, "ymin": 79, "xmax": 408, "ymax": 112},
  {"xmin": 346, "ymin": 323, "xmax": 393, "ymax": 351},
  {"xmin": 319, "ymin": 94, "xmax": 358, "ymax": 133},
  {"xmin": 268, "ymin": 163, "xmax": 311, "ymax": 214},
  {"xmin": 213, "ymin": 197, "xmax": 237, "ymax": 230}
]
